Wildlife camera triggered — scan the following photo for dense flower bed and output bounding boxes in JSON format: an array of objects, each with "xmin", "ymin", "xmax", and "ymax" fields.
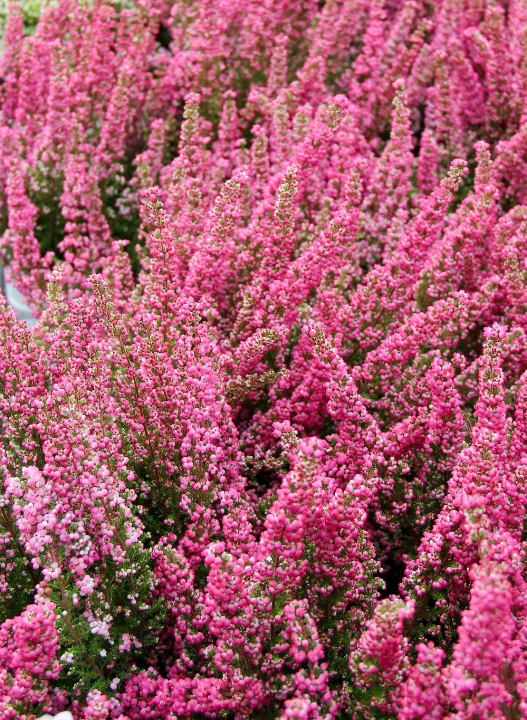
[{"xmin": 2, "ymin": 0, "xmax": 527, "ymax": 717}]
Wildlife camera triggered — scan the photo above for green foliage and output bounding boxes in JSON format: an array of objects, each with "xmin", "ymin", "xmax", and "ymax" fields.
[{"xmin": 49, "ymin": 539, "xmax": 166, "ymax": 695}]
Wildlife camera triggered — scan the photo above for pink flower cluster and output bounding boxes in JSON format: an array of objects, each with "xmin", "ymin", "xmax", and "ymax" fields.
[{"xmin": 2, "ymin": 0, "xmax": 527, "ymax": 717}]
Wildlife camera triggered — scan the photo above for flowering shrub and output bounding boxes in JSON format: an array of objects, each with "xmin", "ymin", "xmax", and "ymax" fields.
[{"xmin": 2, "ymin": 0, "xmax": 527, "ymax": 717}]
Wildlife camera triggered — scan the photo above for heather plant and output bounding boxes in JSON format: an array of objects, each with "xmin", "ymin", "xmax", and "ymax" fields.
[{"xmin": 2, "ymin": 0, "xmax": 527, "ymax": 718}]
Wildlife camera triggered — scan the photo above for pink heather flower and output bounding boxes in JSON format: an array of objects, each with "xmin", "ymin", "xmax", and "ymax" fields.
[
  {"xmin": 0, "ymin": 600, "xmax": 61, "ymax": 718},
  {"xmin": 396, "ymin": 642, "xmax": 446, "ymax": 719},
  {"xmin": 444, "ymin": 560, "xmax": 527, "ymax": 720},
  {"xmin": 1, "ymin": 1, "xmax": 527, "ymax": 718}
]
